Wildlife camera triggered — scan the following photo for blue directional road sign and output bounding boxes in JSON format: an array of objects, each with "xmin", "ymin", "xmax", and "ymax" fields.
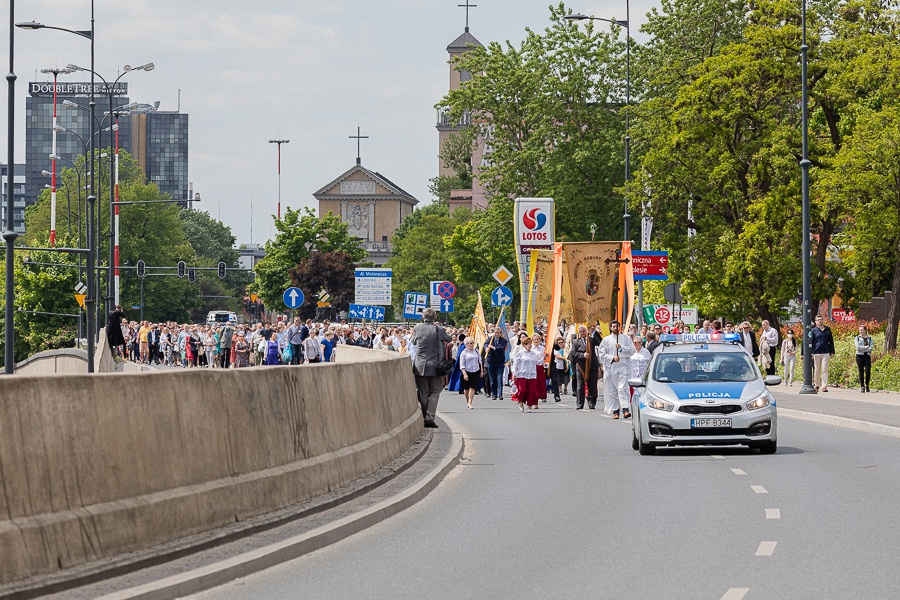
[
  {"xmin": 491, "ymin": 286, "xmax": 513, "ymax": 307},
  {"xmin": 403, "ymin": 291, "xmax": 429, "ymax": 320},
  {"xmin": 438, "ymin": 298, "xmax": 455, "ymax": 313},
  {"xmin": 283, "ymin": 287, "xmax": 305, "ymax": 309},
  {"xmin": 349, "ymin": 303, "xmax": 385, "ymax": 321}
]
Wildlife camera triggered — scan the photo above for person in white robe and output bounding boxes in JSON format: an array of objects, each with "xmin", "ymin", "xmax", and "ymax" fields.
[{"xmin": 597, "ymin": 320, "xmax": 636, "ymax": 419}]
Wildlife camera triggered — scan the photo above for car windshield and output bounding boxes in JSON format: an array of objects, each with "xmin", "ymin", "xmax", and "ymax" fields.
[{"xmin": 653, "ymin": 351, "xmax": 758, "ymax": 383}]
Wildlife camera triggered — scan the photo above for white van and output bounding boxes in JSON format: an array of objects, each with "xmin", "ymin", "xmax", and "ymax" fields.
[{"xmin": 206, "ymin": 311, "xmax": 238, "ymax": 326}]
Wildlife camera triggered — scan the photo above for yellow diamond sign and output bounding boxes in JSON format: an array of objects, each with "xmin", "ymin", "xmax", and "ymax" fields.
[{"xmin": 492, "ymin": 265, "xmax": 514, "ymax": 286}]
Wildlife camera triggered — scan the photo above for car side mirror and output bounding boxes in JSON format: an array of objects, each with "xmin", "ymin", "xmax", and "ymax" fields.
[
  {"xmin": 628, "ymin": 377, "xmax": 645, "ymax": 388},
  {"xmin": 764, "ymin": 375, "xmax": 782, "ymax": 386}
]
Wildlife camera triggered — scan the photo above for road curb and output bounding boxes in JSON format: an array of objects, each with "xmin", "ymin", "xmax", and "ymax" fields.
[
  {"xmin": 94, "ymin": 419, "xmax": 465, "ymax": 600},
  {"xmin": 779, "ymin": 408, "xmax": 900, "ymax": 439}
]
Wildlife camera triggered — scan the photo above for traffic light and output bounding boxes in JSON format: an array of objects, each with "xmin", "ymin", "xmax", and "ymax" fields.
[
  {"xmin": 177, "ymin": 261, "xmax": 186, "ymax": 278},
  {"xmin": 188, "ymin": 269, "xmax": 196, "ymax": 283},
  {"xmin": 218, "ymin": 262, "xmax": 226, "ymax": 278},
  {"xmin": 136, "ymin": 260, "xmax": 146, "ymax": 278}
]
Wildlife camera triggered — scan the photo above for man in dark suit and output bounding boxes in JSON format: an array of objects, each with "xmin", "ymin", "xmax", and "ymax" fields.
[
  {"xmin": 739, "ymin": 321, "xmax": 760, "ymax": 358},
  {"xmin": 148, "ymin": 324, "xmax": 162, "ymax": 364},
  {"xmin": 411, "ymin": 308, "xmax": 452, "ymax": 428},
  {"xmin": 568, "ymin": 325, "xmax": 602, "ymax": 410}
]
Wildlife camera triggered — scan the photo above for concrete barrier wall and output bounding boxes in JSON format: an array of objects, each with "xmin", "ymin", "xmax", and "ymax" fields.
[
  {"xmin": 14, "ymin": 348, "xmax": 88, "ymax": 375},
  {"xmin": 0, "ymin": 347, "xmax": 421, "ymax": 585}
]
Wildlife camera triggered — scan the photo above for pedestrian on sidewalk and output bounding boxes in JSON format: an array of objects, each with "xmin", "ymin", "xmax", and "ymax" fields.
[
  {"xmin": 411, "ymin": 308, "xmax": 452, "ymax": 428},
  {"xmin": 809, "ymin": 315, "xmax": 836, "ymax": 391},
  {"xmin": 781, "ymin": 329, "xmax": 797, "ymax": 386},
  {"xmin": 760, "ymin": 320, "xmax": 778, "ymax": 376},
  {"xmin": 856, "ymin": 324, "xmax": 873, "ymax": 392}
]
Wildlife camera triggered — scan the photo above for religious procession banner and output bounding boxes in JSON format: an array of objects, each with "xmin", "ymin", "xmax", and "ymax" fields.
[
  {"xmin": 531, "ymin": 249, "xmax": 556, "ymax": 330},
  {"xmin": 564, "ymin": 242, "xmax": 622, "ymax": 325},
  {"xmin": 618, "ymin": 242, "xmax": 635, "ymax": 332},
  {"xmin": 470, "ymin": 291, "xmax": 488, "ymax": 352}
]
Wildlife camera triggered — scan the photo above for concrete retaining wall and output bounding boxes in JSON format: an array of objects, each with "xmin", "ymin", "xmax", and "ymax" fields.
[
  {"xmin": 0, "ymin": 346, "xmax": 420, "ymax": 585},
  {"xmin": 14, "ymin": 348, "xmax": 88, "ymax": 375}
]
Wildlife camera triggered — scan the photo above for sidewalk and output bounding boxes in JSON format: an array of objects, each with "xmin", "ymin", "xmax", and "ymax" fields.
[{"xmin": 771, "ymin": 384, "xmax": 900, "ymax": 436}]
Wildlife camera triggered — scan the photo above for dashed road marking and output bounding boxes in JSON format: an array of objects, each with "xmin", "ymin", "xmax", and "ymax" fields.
[
  {"xmin": 712, "ymin": 455, "xmax": 725, "ymax": 459},
  {"xmin": 765, "ymin": 508, "xmax": 781, "ymax": 520},
  {"xmin": 731, "ymin": 468, "xmax": 747, "ymax": 475},
  {"xmin": 755, "ymin": 541, "xmax": 778, "ymax": 556},
  {"xmin": 751, "ymin": 485, "xmax": 768, "ymax": 494},
  {"xmin": 720, "ymin": 588, "xmax": 750, "ymax": 600}
]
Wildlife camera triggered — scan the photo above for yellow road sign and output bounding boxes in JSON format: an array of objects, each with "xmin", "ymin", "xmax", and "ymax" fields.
[
  {"xmin": 250, "ymin": 293, "xmax": 258, "ymax": 302},
  {"xmin": 492, "ymin": 265, "xmax": 514, "ymax": 286},
  {"xmin": 74, "ymin": 294, "xmax": 86, "ymax": 308},
  {"xmin": 317, "ymin": 302, "xmax": 331, "ymax": 307}
]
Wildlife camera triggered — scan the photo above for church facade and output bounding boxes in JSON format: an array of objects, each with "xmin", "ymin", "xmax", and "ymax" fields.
[{"xmin": 313, "ymin": 163, "xmax": 418, "ymax": 265}]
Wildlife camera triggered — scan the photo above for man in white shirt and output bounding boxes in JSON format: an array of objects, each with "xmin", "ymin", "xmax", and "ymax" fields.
[
  {"xmin": 760, "ymin": 320, "xmax": 779, "ymax": 376},
  {"xmin": 597, "ymin": 320, "xmax": 636, "ymax": 419}
]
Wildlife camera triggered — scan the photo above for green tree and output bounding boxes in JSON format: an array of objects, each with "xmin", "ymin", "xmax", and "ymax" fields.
[
  {"xmin": 288, "ymin": 251, "xmax": 357, "ymax": 319},
  {"xmin": 440, "ymin": 3, "xmax": 628, "ymax": 242},
  {"xmin": 388, "ymin": 211, "xmax": 468, "ymax": 322},
  {"xmin": 251, "ymin": 207, "xmax": 365, "ymax": 310}
]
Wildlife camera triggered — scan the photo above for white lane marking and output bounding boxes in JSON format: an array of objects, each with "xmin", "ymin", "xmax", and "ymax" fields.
[
  {"xmin": 731, "ymin": 468, "xmax": 747, "ymax": 475},
  {"xmin": 751, "ymin": 485, "xmax": 768, "ymax": 494},
  {"xmin": 755, "ymin": 541, "xmax": 778, "ymax": 556},
  {"xmin": 765, "ymin": 508, "xmax": 781, "ymax": 520},
  {"xmin": 720, "ymin": 588, "xmax": 750, "ymax": 600},
  {"xmin": 712, "ymin": 455, "xmax": 725, "ymax": 460}
]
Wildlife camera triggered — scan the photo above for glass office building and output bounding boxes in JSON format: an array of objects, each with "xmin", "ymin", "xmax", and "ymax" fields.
[
  {"xmin": 25, "ymin": 81, "xmax": 132, "ymax": 233},
  {"xmin": 24, "ymin": 80, "xmax": 189, "ymax": 232},
  {"xmin": 1, "ymin": 163, "xmax": 27, "ymax": 234}
]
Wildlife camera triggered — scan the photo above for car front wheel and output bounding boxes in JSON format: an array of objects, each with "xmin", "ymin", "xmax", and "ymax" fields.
[{"xmin": 757, "ymin": 440, "xmax": 777, "ymax": 455}]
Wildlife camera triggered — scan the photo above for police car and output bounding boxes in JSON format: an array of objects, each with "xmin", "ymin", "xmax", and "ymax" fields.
[{"xmin": 629, "ymin": 333, "xmax": 779, "ymax": 455}]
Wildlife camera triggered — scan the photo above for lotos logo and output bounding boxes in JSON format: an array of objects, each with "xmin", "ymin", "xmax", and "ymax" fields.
[
  {"xmin": 523, "ymin": 208, "xmax": 547, "ymax": 231},
  {"xmin": 521, "ymin": 208, "xmax": 548, "ymax": 241}
]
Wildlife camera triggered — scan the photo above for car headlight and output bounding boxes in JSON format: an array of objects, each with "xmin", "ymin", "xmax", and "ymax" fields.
[
  {"xmin": 646, "ymin": 394, "xmax": 674, "ymax": 412},
  {"xmin": 746, "ymin": 394, "xmax": 772, "ymax": 411}
]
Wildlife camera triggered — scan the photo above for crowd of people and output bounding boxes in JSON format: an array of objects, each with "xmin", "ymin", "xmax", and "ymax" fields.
[{"xmin": 105, "ymin": 304, "xmax": 872, "ymax": 424}]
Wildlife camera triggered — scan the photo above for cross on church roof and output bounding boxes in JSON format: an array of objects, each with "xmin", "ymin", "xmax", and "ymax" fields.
[
  {"xmin": 458, "ymin": 1, "xmax": 477, "ymax": 32},
  {"xmin": 349, "ymin": 126, "xmax": 369, "ymax": 165}
]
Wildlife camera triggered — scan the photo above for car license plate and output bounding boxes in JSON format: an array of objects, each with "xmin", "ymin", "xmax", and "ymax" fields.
[{"xmin": 691, "ymin": 418, "xmax": 732, "ymax": 428}]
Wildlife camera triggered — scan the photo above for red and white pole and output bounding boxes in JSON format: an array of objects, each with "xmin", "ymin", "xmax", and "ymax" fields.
[
  {"xmin": 113, "ymin": 116, "xmax": 120, "ymax": 306},
  {"xmin": 49, "ymin": 72, "xmax": 58, "ymax": 245}
]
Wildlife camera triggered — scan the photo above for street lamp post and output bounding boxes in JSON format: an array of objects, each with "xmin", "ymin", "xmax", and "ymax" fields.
[
  {"xmin": 41, "ymin": 66, "xmax": 75, "ymax": 247},
  {"xmin": 17, "ymin": 5, "xmax": 97, "ymax": 372},
  {"xmin": 4, "ymin": 2, "xmax": 18, "ymax": 374},
  {"xmin": 565, "ymin": 3, "xmax": 631, "ymax": 320},
  {"xmin": 67, "ymin": 62, "xmax": 154, "ymax": 314},
  {"xmin": 269, "ymin": 140, "xmax": 289, "ymax": 220},
  {"xmin": 799, "ymin": 0, "xmax": 816, "ymax": 394}
]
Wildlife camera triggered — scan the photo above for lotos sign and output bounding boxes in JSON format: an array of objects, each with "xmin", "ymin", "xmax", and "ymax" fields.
[
  {"xmin": 831, "ymin": 307, "xmax": 855, "ymax": 323},
  {"xmin": 514, "ymin": 197, "xmax": 556, "ymax": 322},
  {"xmin": 514, "ymin": 198, "xmax": 555, "ymax": 251}
]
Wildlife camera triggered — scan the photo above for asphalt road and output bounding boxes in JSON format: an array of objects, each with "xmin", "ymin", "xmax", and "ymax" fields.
[{"xmin": 190, "ymin": 391, "xmax": 900, "ymax": 600}]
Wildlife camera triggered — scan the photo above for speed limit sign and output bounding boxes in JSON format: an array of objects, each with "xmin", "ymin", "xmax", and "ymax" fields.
[{"xmin": 655, "ymin": 306, "xmax": 672, "ymax": 325}]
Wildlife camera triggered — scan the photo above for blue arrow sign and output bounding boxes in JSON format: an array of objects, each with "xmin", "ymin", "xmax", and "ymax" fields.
[
  {"xmin": 491, "ymin": 286, "xmax": 513, "ymax": 307},
  {"xmin": 283, "ymin": 287, "xmax": 305, "ymax": 309},
  {"xmin": 349, "ymin": 303, "xmax": 386, "ymax": 321},
  {"xmin": 439, "ymin": 298, "xmax": 455, "ymax": 313}
]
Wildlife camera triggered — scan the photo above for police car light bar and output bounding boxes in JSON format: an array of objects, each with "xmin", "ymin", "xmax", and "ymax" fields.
[{"xmin": 659, "ymin": 333, "xmax": 741, "ymax": 344}]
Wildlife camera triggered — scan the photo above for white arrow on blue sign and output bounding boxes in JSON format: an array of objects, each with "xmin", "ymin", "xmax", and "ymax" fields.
[
  {"xmin": 491, "ymin": 286, "xmax": 513, "ymax": 307},
  {"xmin": 283, "ymin": 287, "xmax": 305, "ymax": 309},
  {"xmin": 439, "ymin": 298, "xmax": 454, "ymax": 313},
  {"xmin": 349, "ymin": 303, "xmax": 385, "ymax": 321}
]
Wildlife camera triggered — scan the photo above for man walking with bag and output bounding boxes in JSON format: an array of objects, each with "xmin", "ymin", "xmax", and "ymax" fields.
[{"xmin": 411, "ymin": 308, "xmax": 452, "ymax": 428}]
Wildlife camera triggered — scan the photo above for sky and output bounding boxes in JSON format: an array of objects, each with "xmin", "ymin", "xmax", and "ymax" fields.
[{"xmin": 2, "ymin": 0, "xmax": 658, "ymax": 246}]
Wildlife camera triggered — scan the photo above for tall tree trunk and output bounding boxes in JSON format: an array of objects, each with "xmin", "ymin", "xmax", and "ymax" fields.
[{"xmin": 884, "ymin": 246, "xmax": 900, "ymax": 353}]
